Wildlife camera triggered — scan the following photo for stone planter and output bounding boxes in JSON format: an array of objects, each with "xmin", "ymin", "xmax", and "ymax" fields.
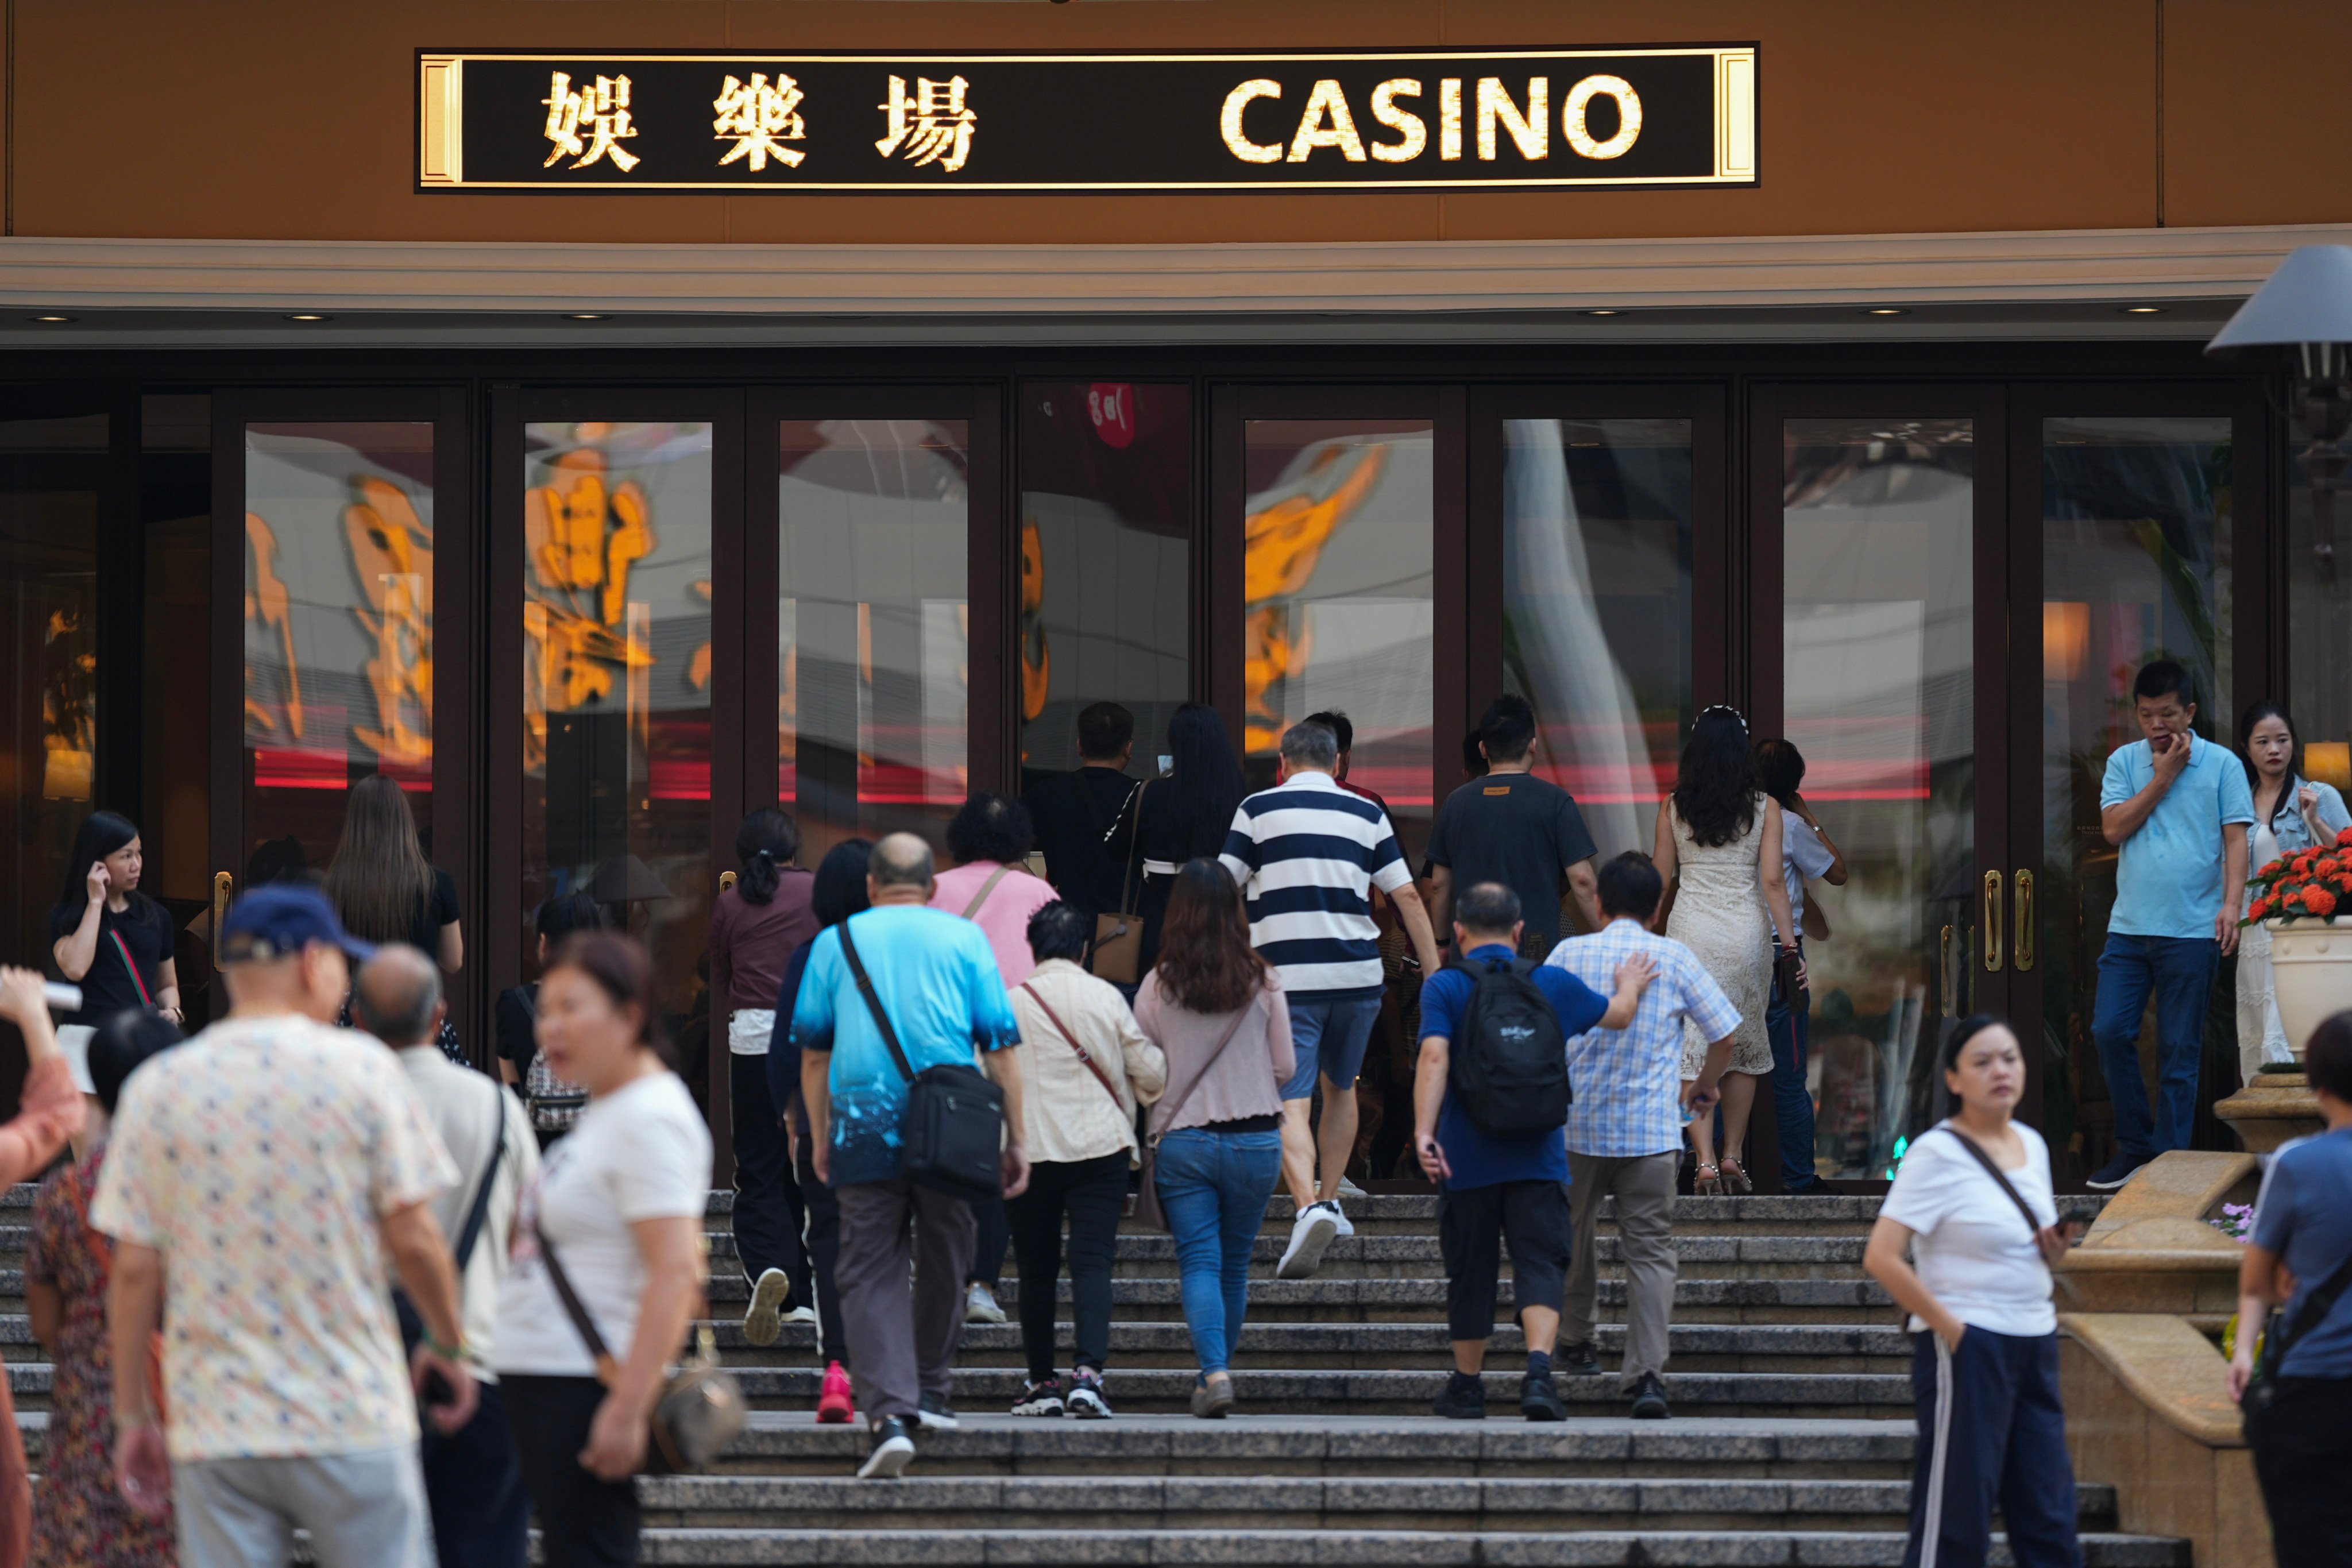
[{"xmin": 2265, "ymin": 916, "xmax": 2352, "ymax": 1059}]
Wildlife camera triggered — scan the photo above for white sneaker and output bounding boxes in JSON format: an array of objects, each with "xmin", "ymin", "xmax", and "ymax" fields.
[
  {"xmin": 1277, "ymin": 1201, "xmax": 1342, "ymax": 1280},
  {"xmin": 965, "ymin": 1282, "xmax": 1007, "ymax": 1324},
  {"xmin": 1326, "ymin": 1199, "xmax": 1356, "ymax": 1238},
  {"xmin": 1337, "ymin": 1175, "xmax": 1369, "ymax": 1199},
  {"xmin": 743, "ymin": 1269, "xmax": 792, "ymax": 1347},
  {"xmin": 782, "ymin": 1304, "xmax": 818, "ymax": 1326}
]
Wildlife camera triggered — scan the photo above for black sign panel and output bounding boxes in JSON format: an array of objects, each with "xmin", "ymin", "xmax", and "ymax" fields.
[{"xmin": 418, "ymin": 48, "xmax": 1756, "ymax": 194}]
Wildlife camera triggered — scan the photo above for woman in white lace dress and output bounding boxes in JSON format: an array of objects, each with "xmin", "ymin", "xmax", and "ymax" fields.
[{"xmin": 1652, "ymin": 707, "xmax": 1800, "ymax": 1194}]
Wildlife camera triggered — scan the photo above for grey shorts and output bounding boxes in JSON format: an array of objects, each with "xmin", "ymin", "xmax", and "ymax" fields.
[{"xmin": 175, "ymin": 1442, "xmax": 432, "ymax": 1568}]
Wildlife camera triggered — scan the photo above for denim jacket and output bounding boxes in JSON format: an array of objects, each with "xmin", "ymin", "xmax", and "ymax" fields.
[{"xmin": 2258, "ymin": 776, "xmax": 2352, "ymax": 856}]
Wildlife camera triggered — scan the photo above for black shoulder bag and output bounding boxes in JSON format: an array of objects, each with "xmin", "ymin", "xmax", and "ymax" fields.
[
  {"xmin": 837, "ymin": 920, "xmax": 1007, "ymax": 1200},
  {"xmin": 2241, "ymin": 1242, "xmax": 2352, "ymax": 1445}
]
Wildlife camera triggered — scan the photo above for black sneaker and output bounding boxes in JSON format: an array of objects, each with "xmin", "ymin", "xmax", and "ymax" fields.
[
  {"xmin": 2085, "ymin": 1154, "xmax": 2149, "ymax": 1191},
  {"xmin": 1432, "ymin": 1374, "xmax": 1487, "ymax": 1420},
  {"xmin": 1558, "ymin": 1342, "xmax": 1601, "ymax": 1378},
  {"xmin": 917, "ymin": 1393, "xmax": 959, "ymax": 1431},
  {"xmin": 857, "ymin": 1416, "xmax": 917, "ymax": 1479},
  {"xmin": 1629, "ymin": 1373, "xmax": 1670, "ymax": 1420},
  {"xmin": 1010, "ymin": 1377, "xmax": 1065, "ymax": 1417},
  {"xmin": 1066, "ymin": 1369, "xmax": 1113, "ymax": 1420},
  {"xmin": 1520, "ymin": 1373, "xmax": 1567, "ymax": 1422}
]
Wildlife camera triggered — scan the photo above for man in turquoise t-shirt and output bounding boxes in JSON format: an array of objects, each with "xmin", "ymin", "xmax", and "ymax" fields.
[{"xmin": 2088, "ymin": 659, "xmax": 2254, "ymax": 1188}]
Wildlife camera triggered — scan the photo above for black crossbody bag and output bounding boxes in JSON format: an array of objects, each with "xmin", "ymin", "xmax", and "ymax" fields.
[
  {"xmin": 2241, "ymin": 1243, "xmax": 2352, "ymax": 1445},
  {"xmin": 838, "ymin": 920, "xmax": 1006, "ymax": 1200}
]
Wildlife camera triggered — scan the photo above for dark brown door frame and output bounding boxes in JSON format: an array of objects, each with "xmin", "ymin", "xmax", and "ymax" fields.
[
  {"xmin": 486, "ymin": 389, "xmax": 747, "ymax": 1167},
  {"xmin": 207, "ymin": 388, "xmax": 476, "ymax": 1039},
  {"xmin": 1207, "ymin": 384, "xmax": 1467, "ymax": 809}
]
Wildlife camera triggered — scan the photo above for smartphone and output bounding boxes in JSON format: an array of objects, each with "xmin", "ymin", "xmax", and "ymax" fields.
[{"xmin": 1157, "ymin": 755, "xmax": 1173, "ymax": 777}]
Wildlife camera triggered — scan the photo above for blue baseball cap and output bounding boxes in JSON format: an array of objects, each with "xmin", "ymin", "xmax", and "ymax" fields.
[{"xmin": 219, "ymin": 883, "xmax": 378, "ymax": 966}]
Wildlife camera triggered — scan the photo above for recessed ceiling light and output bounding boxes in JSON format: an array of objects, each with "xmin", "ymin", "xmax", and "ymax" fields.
[
  {"xmin": 283, "ymin": 313, "xmax": 330, "ymax": 322},
  {"xmin": 565, "ymin": 312, "xmax": 608, "ymax": 320},
  {"xmin": 2121, "ymin": 305, "xmax": 2165, "ymax": 315},
  {"xmin": 1584, "ymin": 308, "xmax": 1623, "ymax": 317},
  {"xmin": 1861, "ymin": 307, "xmax": 1909, "ymax": 316},
  {"xmin": 28, "ymin": 314, "xmax": 72, "ymax": 323}
]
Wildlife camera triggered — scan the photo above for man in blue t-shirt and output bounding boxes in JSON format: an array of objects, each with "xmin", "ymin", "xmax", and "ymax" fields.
[
  {"xmin": 792, "ymin": 832, "xmax": 1028, "ymax": 1477},
  {"xmin": 2088, "ymin": 660, "xmax": 2255, "ymax": 1189},
  {"xmin": 1413, "ymin": 881, "xmax": 1653, "ymax": 1422}
]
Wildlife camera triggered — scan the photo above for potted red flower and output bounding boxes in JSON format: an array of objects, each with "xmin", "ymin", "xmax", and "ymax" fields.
[{"xmin": 2243, "ymin": 824, "xmax": 2352, "ymax": 1060}]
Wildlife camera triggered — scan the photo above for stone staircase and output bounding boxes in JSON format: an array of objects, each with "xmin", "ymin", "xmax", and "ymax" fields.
[{"xmin": 0, "ymin": 1181, "xmax": 2193, "ymax": 1565}]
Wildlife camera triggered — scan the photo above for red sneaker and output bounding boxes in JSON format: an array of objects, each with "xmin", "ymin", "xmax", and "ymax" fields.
[{"xmin": 817, "ymin": 1361, "xmax": 856, "ymax": 1425}]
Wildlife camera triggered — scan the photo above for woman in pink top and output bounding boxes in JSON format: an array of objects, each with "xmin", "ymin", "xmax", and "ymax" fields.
[{"xmin": 929, "ymin": 791, "xmax": 1059, "ymax": 1322}]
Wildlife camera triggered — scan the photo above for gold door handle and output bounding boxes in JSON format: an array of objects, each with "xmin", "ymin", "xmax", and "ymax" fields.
[
  {"xmin": 719, "ymin": 870, "xmax": 737, "ymax": 894},
  {"xmin": 1983, "ymin": 870, "xmax": 2004, "ymax": 973},
  {"xmin": 212, "ymin": 871, "xmax": 234, "ymax": 970},
  {"xmin": 1941, "ymin": 924, "xmax": 1956, "ymax": 1017},
  {"xmin": 2014, "ymin": 870, "xmax": 2035, "ymax": 971}
]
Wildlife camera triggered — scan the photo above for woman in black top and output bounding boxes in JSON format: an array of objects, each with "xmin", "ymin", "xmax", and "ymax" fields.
[
  {"xmin": 1105, "ymin": 702, "xmax": 1248, "ymax": 976},
  {"xmin": 324, "ymin": 774, "xmax": 462, "ymax": 966},
  {"xmin": 497, "ymin": 893, "xmax": 607, "ymax": 1145},
  {"xmin": 49, "ymin": 811, "xmax": 180, "ymax": 1027}
]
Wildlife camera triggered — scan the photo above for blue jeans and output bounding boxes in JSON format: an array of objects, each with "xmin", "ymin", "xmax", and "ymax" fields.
[
  {"xmin": 1280, "ymin": 993, "xmax": 1385, "ymax": 1100},
  {"xmin": 2091, "ymin": 932, "xmax": 2219, "ymax": 1161},
  {"xmin": 1156, "ymin": 1126, "xmax": 1283, "ymax": 1374},
  {"xmin": 1766, "ymin": 959, "xmax": 1818, "ymax": 1191}
]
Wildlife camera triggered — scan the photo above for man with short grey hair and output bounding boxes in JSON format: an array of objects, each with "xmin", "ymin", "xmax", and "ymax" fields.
[
  {"xmin": 353, "ymin": 945, "xmax": 541, "ymax": 1568},
  {"xmin": 1222, "ymin": 720, "xmax": 1443, "ymax": 1280},
  {"xmin": 791, "ymin": 831, "xmax": 1030, "ymax": 1478}
]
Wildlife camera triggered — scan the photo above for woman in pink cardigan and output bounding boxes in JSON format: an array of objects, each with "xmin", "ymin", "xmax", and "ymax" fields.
[{"xmin": 0, "ymin": 965, "xmax": 91, "ymax": 1568}]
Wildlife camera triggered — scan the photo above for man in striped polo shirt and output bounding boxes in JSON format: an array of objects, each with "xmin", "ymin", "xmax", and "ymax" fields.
[{"xmin": 1222, "ymin": 720, "xmax": 1444, "ymax": 1279}]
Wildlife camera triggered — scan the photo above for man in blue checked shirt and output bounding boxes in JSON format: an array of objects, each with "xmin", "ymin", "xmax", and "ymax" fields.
[{"xmin": 1544, "ymin": 851, "xmax": 1739, "ymax": 1420}]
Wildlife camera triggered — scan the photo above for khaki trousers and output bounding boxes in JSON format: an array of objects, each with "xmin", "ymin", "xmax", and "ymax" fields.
[{"xmin": 1564, "ymin": 1149, "xmax": 1680, "ymax": 1391}]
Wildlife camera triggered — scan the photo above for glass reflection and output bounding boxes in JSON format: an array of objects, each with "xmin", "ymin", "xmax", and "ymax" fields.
[
  {"xmin": 2041, "ymin": 416, "xmax": 2233, "ymax": 1177},
  {"xmin": 243, "ymin": 423, "xmax": 435, "ymax": 879},
  {"xmin": 522, "ymin": 420, "xmax": 713, "ymax": 1022},
  {"xmin": 1782, "ymin": 418, "xmax": 1975, "ymax": 1181},
  {"xmin": 0, "ymin": 415, "xmax": 106, "ymax": 999},
  {"xmin": 2288, "ymin": 432, "xmax": 2350, "ymax": 805},
  {"xmin": 1502, "ymin": 418, "xmax": 1694, "ymax": 878},
  {"xmin": 779, "ymin": 419, "xmax": 968, "ymax": 862},
  {"xmin": 1242, "ymin": 419, "xmax": 1434, "ymax": 837}
]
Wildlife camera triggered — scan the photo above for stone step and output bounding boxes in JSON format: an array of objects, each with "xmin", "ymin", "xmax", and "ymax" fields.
[
  {"xmin": 980, "ymin": 1277, "xmax": 1898, "ymax": 1326},
  {"xmin": 623, "ymin": 1527, "xmax": 2185, "ymax": 1565},
  {"xmin": 1090, "ymin": 1234, "xmax": 1870, "ymax": 1283},
  {"xmin": 700, "ymin": 1320, "xmax": 1913, "ymax": 1374},
  {"xmin": 636, "ymin": 1472, "xmax": 2120, "ymax": 1532}
]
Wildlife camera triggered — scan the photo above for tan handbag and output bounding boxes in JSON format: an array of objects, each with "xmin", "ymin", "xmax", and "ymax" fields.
[
  {"xmin": 535, "ymin": 1221, "xmax": 747, "ymax": 1474},
  {"xmin": 1090, "ymin": 781, "xmax": 1150, "ymax": 985},
  {"xmin": 1130, "ymin": 994, "xmax": 1257, "ymax": 1233}
]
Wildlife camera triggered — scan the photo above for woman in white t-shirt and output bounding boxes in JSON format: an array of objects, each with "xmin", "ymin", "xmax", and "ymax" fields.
[
  {"xmin": 493, "ymin": 932, "xmax": 713, "ymax": 1568},
  {"xmin": 1864, "ymin": 1015, "xmax": 2087, "ymax": 1568}
]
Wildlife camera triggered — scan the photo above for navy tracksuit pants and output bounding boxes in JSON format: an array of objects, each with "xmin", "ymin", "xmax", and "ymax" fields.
[{"xmin": 1905, "ymin": 1327, "xmax": 2083, "ymax": 1568}]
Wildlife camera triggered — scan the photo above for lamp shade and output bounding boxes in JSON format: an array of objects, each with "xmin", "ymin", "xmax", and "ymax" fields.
[{"xmin": 2207, "ymin": 245, "xmax": 2352, "ymax": 356}]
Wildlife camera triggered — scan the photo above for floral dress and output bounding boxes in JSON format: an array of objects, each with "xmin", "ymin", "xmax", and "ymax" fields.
[{"xmin": 26, "ymin": 1145, "xmax": 176, "ymax": 1568}]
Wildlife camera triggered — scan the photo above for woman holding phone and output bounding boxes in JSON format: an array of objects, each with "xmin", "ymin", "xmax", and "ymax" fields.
[{"xmin": 1864, "ymin": 1015, "xmax": 2085, "ymax": 1568}]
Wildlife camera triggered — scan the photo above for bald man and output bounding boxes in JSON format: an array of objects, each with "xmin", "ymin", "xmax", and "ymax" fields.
[
  {"xmin": 353, "ymin": 945, "xmax": 540, "ymax": 1568},
  {"xmin": 789, "ymin": 832, "xmax": 1028, "ymax": 1478}
]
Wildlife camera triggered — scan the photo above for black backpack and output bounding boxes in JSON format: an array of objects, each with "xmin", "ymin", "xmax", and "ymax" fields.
[{"xmin": 1452, "ymin": 955, "xmax": 1571, "ymax": 1136}]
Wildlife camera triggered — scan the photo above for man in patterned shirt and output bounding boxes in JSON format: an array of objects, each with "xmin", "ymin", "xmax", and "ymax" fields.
[
  {"xmin": 1543, "ymin": 851, "xmax": 1739, "ymax": 1420},
  {"xmin": 96, "ymin": 884, "xmax": 472, "ymax": 1568}
]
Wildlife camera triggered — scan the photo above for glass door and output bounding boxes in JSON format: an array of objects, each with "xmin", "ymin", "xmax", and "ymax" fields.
[
  {"xmin": 209, "ymin": 391, "xmax": 473, "ymax": 1030},
  {"xmin": 1751, "ymin": 386, "xmax": 2013, "ymax": 1184}
]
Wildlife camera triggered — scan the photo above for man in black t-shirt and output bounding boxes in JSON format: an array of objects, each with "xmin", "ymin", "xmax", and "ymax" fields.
[
  {"xmin": 1422, "ymin": 695, "xmax": 1600, "ymax": 957},
  {"xmin": 1019, "ymin": 702, "xmax": 1141, "ymax": 923}
]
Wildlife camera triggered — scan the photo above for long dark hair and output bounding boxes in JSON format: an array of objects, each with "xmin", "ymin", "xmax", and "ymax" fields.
[
  {"xmin": 733, "ymin": 808, "xmax": 802, "ymax": 905},
  {"xmin": 2237, "ymin": 701, "xmax": 2303, "ymax": 829},
  {"xmin": 323, "ymin": 774, "xmax": 435, "ymax": 945},
  {"xmin": 544, "ymin": 930, "xmax": 680, "ymax": 1072},
  {"xmin": 1165, "ymin": 702, "xmax": 1247, "ymax": 860},
  {"xmin": 812, "ymin": 839, "xmax": 875, "ymax": 928},
  {"xmin": 1673, "ymin": 708, "xmax": 1759, "ymax": 848},
  {"xmin": 54, "ymin": 810, "xmax": 151, "ymax": 926},
  {"xmin": 1154, "ymin": 858, "xmax": 1266, "ymax": 1015},
  {"xmin": 1752, "ymin": 737, "xmax": 1806, "ymax": 812}
]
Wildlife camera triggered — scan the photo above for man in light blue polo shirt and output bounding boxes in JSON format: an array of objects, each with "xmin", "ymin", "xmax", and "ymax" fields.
[{"xmin": 2088, "ymin": 659, "xmax": 2253, "ymax": 1189}]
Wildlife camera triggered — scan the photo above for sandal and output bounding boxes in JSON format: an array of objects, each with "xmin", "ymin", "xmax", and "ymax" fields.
[
  {"xmin": 1719, "ymin": 1156, "xmax": 1754, "ymax": 1195},
  {"xmin": 1693, "ymin": 1162, "xmax": 1725, "ymax": 1197}
]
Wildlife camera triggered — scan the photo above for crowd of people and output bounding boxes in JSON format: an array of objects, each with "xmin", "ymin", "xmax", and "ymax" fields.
[{"xmin": 2, "ymin": 658, "xmax": 2347, "ymax": 1567}]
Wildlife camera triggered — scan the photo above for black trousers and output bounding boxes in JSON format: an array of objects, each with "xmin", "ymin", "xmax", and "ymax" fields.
[
  {"xmin": 1436, "ymin": 1178, "xmax": 1570, "ymax": 1341},
  {"xmin": 793, "ymin": 1127, "xmax": 847, "ymax": 1366},
  {"xmin": 1005, "ymin": 1149, "xmax": 1129, "ymax": 1380},
  {"xmin": 422, "ymin": 1378, "xmax": 530, "ymax": 1568},
  {"xmin": 729, "ymin": 1051, "xmax": 808, "ymax": 1298},
  {"xmin": 504, "ymin": 1374, "xmax": 639, "ymax": 1568},
  {"xmin": 1904, "ymin": 1328, "xmax": 2081, "ymax": 1568},
  {"xmin": 968, "ymin": 1197, "xmax": 1010, "ymax": 1289},
  {"xmin": 2250, "ymin": 1374, "xmax": 2352, "ymax": 1566}
]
